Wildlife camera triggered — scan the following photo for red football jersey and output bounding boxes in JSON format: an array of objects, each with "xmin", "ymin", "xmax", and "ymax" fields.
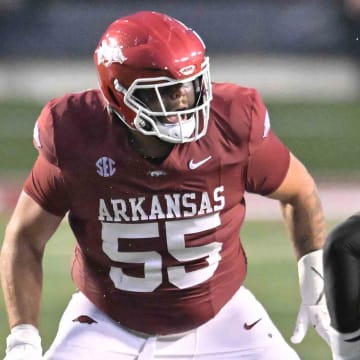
[{"xmin": 24, "ymin": 83, "xmax": 290, "ymax": 335}]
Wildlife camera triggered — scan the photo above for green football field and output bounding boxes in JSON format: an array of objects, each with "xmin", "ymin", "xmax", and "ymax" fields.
[
  {"xmin": 1, "ymin": 99, "xmax": 359, "ymax": 358},
  {"xmin": 0, "ymin": 217, "xmax": 337, "ymax": 359}
]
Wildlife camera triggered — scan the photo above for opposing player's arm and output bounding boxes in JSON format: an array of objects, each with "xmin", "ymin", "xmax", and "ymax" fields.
[
  {"xmin": 267, "ymin": 152, "xmax": 326, "ymax": 259},
  {"xmin": 1, "ymin": 191, "xmax": 63, "ymax": 329},
  {"xmin": 324, "ymin": 214, "xmax": 360, "ymax": 359}
]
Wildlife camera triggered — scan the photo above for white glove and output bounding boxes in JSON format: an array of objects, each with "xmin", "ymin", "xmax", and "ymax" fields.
[
  {"xmin": 329, "ymin": 326, "xmax": 360, "ymax": 360},
  {"xmin": 4, "ymin": 324, "xmax": 42, "ymax": 360},
  {"xmin": 291, "ymin": 249, "xmax": 331, "ymax": 345}
]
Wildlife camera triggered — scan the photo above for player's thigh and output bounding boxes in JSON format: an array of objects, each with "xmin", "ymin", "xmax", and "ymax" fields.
[
  {"xmin": 43, "ymin": 289, "xmax": 299, "ymax": 360},
  {"xmin": 43, "ymin": 292, "xmax": 141, "ymax": 360},
  {"xmin": 155, "ymin": 286, "xmax": 299, "ymax": 359}
]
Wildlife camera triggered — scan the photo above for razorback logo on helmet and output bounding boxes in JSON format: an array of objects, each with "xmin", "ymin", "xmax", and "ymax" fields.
[{"xmin": 96, "ymin": 38, "xmax": 127, "ymax": 67}]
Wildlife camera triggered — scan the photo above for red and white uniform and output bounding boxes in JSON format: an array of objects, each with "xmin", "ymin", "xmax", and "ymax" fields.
[{"xmin": 25, "ymin": 83, "xmax": 290, "ymax": 336}]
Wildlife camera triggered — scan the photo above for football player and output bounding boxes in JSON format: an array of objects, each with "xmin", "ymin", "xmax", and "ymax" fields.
[
  {"xmin": 324, "ymin": 213, "xmax": 360, "ymax": 359},
  {"xmin": 1, "ymin": 11, "xmax": 331, "ymax": 359}
]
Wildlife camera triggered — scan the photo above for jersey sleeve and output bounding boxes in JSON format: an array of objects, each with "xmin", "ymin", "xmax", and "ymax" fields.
[
  {"xmin": 32, "ymin": 99, "xmax": 59, "ymax": 166},
  {"xmin": 24, "ymin": 99, "xmax": 70, "ymax": 216},
  {"xmin": 245, "ymin": 91, "xmax": 290, "ymax": 195},
  {"xmin": 24, "ymin": 155, "xmax": 70, "ymax": 217}
]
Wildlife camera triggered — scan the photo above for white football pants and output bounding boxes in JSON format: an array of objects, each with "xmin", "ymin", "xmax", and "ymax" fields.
[{"xmin": 44, "ymin": 286, "xmax": 300, "ymax": 359}]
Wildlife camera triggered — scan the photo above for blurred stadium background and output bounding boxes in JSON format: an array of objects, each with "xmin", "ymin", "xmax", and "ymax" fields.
[{"xmin": 0, "ymin": 0, "xmax": 359, "ymax": 359}]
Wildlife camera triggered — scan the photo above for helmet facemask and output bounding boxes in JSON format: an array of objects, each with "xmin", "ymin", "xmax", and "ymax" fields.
[{"xmin": 113, "ymin": 58, "xmax": 212, "ymax": 144}]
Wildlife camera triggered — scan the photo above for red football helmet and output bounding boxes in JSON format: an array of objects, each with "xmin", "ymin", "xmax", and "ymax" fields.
[{"xmin": 94, "ymin": 11, "xmax": 212, "ymax": 143}]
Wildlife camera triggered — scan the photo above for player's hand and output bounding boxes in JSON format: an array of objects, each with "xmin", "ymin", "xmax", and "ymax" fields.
[
  {"xmin": 291, "ymin": 249, "xmax": 331, "ymax": 345},
  {"xmin": 291, "ymin": 301, "xmax": 330, "ymax": 345},
  {"xmin": 4, "ymin": 324, "xmax": 42, "ymax": 360}
]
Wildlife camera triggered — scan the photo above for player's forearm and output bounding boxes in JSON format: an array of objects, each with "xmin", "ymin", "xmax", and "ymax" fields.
[
  {"xmin": 283, "ymin": 186, "xmax": 331, "ymax": 346},
  {"xmin": 0, "ymin": 232, "xmax": 43, "ymax": 329},
  {"xmin": 280, "ymin": 186, "xmax": 326, "ymax": 259}
]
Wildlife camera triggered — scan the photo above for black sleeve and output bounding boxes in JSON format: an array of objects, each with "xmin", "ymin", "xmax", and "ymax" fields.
[{"xmin": 323, "ymin": 213, "xmax": 360, "ymax": 333}]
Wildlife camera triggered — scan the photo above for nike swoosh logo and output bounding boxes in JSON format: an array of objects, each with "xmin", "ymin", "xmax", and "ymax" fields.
[
  {"xmin": 188, "ymin": 156, "xmax": 212, "ymax": 170},
  {"xmin": 244, "ymin": 318, "xmax": 262, "ymax": 330}
]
